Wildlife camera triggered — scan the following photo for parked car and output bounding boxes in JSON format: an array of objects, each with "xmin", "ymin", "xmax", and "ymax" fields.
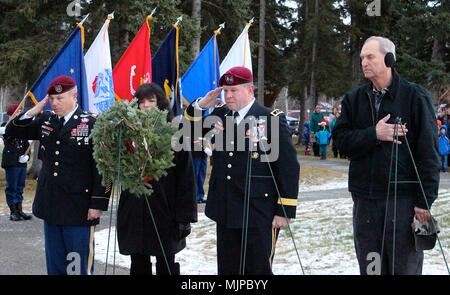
[
  {"xmin": 286, "ymin": 115, "xmax": 299, "ymax": 135},
  {"xmin": 288, "ymin": 110, "xmax": 300, "ymax": 119},
  {"xmin": 0, "ymin": 112, "xmax": 7, "ymax": 123}
]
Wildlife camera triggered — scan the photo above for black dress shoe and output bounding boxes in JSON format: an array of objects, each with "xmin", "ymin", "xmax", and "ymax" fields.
[
  {"xmin": 16, "ymin": 203, "xmax": 32, "ymax": 220},
  {"xmin": 9, "ymin": 205, "xmax": 22, "ymax": 221}
]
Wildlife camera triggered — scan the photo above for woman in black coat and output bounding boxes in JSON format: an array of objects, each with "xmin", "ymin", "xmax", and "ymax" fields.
[{"xmin": 117, "ymin": 83, "xmax": 197, "ymax": 275}]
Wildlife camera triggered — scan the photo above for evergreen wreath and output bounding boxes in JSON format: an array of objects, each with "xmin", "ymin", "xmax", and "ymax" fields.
[{"xmin": 91, "ymin": 99, "xmax": 175, "ymax": 196}]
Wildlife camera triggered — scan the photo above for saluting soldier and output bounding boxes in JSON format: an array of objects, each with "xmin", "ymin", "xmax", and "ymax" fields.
[
  {"xmin": 5, "ymin": 76, "xmax": 110, "ymax": 275},
  {"xmin": 183, "ymin": 66, "xmax": 300, "ymax": 274}
]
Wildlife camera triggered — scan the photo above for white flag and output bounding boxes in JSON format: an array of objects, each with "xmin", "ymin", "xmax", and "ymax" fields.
[
  {"xmin": 219, "ymin": 20, "xmax": 253, "ymax": 75},
  {"xmin": 85, "ymin": 13, "xmax": 115, "ymax": 114}
]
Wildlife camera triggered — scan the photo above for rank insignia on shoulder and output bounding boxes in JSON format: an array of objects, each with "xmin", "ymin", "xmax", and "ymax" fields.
[
  {"xmin": 270, "ymin": 109, "xmax": 283, "ymax": 117},
  {"xmin": 252, "ymin": 152, "xmax": 259, "ymax": 159}
]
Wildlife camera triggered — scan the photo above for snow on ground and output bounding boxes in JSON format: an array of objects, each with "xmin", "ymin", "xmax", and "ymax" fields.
[
  {"xmin": 94, "ymin": 190, "xmax": 450, "ymax": 275},
  {"xmin": 299, "ymin": 178, "xmax": 348, "ymax": 192}
]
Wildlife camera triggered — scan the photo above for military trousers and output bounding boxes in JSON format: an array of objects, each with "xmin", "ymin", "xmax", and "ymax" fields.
[
  {"xmin": 216, "ymin": 223, "xmax": 279, "ymax": 275},
  {"xmin": 44, "ymin": 222, "xmax": 95, "ymax": 275}
]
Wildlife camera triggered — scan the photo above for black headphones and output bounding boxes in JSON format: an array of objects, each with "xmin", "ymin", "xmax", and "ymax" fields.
[{"xmin": 384, "ymin": 52, "xmax": 396, "ymax": 68}]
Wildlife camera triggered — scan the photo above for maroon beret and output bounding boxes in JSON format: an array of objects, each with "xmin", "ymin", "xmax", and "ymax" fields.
[
  {"xmin": 6, "ymin": 103, "xmax": 19, "ymax": 116},
  {"xmin": 46, "ymin": 75, "xmax": 76, "ymax": 95},
  {"xmin": 219, "ymin": 66, "xmax": 253, "ymax": 86}
]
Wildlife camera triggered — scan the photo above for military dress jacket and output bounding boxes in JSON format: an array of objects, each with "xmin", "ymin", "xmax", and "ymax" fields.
[
  {"xmin": 1, "ymin": 127, "xmax": 30, "ymax": 168},
  {"xmin": 184, "ymin": 100, "xmax": 300, "ymax": 228},
  {"xmin": 6, "ymin": 107, "xmax": 109, "ymax": 226}
]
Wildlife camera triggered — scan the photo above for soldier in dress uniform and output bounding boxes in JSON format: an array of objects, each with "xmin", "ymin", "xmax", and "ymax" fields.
[
  {"xmin": 5, "ymin": 75, "xmax": 110, "ymax": 275},
  {"xmin": 1, "ymin": 103, "xmax": 32, "ymax": 221},
  {"xmin": 183, "ymin": 66, "xmax": 300, "ymax": 274}
]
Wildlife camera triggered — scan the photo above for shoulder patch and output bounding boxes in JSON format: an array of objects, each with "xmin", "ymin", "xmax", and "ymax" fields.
[{"xmin": 270, "ymin": 109, "xmax": 283, "ymax": 117}]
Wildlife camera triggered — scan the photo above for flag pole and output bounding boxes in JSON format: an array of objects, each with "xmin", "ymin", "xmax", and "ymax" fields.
[
  {"xmin": 214, "ymin": 22, "xmax": 225, "ymax": 35},
  {"xmin": 174, "ymin": 15, "xmax": 183, "ymax": 27},
  {"xmin": 173, "ymin": 16, "xmax": 183, "ymax": 113},
  {"xmin": 213, "ymin": 23, "xmax": 225, "ymax": 97},
  {"xmin": 79, "ymin": 13, "xmax": 90, "ymax": 25},
  {"xmin": 150, "ymin": 7, "xmax": 157, "ymax": 17}
]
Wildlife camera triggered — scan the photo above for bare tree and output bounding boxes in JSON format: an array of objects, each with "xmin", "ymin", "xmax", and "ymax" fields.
[
  {"xmin": 257, "ymin": 0, "xmax": 266, "ymax": 106},
  {"xmin": 309, "ymin": 0, "xmax": 319, "ymax": 109},
  {"xmin": 295, "ymin": 0, "xmax": 309, "ymax": 145},
  {"xmin": 191, "ymin": 0, "xmax": 202, "ymax": 59}
]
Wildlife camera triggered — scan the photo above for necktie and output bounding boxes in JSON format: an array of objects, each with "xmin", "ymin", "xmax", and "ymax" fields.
[
  {"xmin": 233, "ymin": 111, "xmax": 240, "ymax": 124},
  {"xmin": 57, "ymin": 117, "xmax": 65, "ymax": 129}
]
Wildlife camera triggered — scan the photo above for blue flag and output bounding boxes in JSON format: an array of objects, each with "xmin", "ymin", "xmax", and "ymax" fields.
[
  {"xmin": 181, "ymin": 35, "xmax": 221, "ymax": 108},
  {"xmin": 152, "ymin": 26, "xmax": 182, "ymax": 116},
  {"xmin": 27, "ymin": 25, "xmax": 88, "ymax": 110}
]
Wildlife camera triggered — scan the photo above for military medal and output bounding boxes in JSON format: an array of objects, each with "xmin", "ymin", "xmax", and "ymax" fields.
[
  {"xmin": 76, "ymin": 123, "xmax": 89, "ymax": 137},
  {"xmin": 41, "ymin": 125, "xmax": 53, "ymax": 132}
]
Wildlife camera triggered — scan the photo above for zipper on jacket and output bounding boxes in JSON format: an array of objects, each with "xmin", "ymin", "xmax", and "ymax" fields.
[
  {"xmin": 366, "ymin": 91, "xmax": 377, "ymax": 197},
  {"xmin": 366, "ymin": 92, "xmax": 376, "ymax": 126}
]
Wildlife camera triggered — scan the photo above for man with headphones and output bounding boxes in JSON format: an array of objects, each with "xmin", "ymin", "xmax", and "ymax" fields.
[{"xmin": 332, "ymin": 36, "xmax": 440, "ymax": 274}]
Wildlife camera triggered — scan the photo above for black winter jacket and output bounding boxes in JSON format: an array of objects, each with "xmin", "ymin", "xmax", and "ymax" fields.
[
  {"xmin": 332, "ymin": 71, "xmax": 440, "ymax": 209},
  {"xmin": 117, "ymin": 150, "xmax": 197, "ymax": 256}
]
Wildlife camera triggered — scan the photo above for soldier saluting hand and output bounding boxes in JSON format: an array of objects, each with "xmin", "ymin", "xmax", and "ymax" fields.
[{"xmin": 6, "ymin": 75, "xmax": 110, "ymax": 275}]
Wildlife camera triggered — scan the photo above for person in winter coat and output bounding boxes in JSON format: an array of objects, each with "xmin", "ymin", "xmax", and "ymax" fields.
[
  {"xmin": 301, "ymin": 121, "xmax": 310, "ymax": 155},
  {"xmin": 315, "ymin": 122, "xmax": 331, "ymax": 160},
  {"xmin": 438, "ymin": 125, "xmax": 449, "ymax": 172},
  {"xmin": 309, "ymin": 105, "xmax": 324, "ymax": 157},
  {"xmin": 332, "ymin": 36, "xmax": 439, "ymax": 275},
  {"xmin": 117, "ymin": 83, "xmax": 197, "ymax": 275}
]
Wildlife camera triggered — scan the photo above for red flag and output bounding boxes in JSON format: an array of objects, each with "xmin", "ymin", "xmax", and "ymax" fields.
[{"xmin": 113, "ymin": 16, "xmax": 152, "ymax": 101}]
